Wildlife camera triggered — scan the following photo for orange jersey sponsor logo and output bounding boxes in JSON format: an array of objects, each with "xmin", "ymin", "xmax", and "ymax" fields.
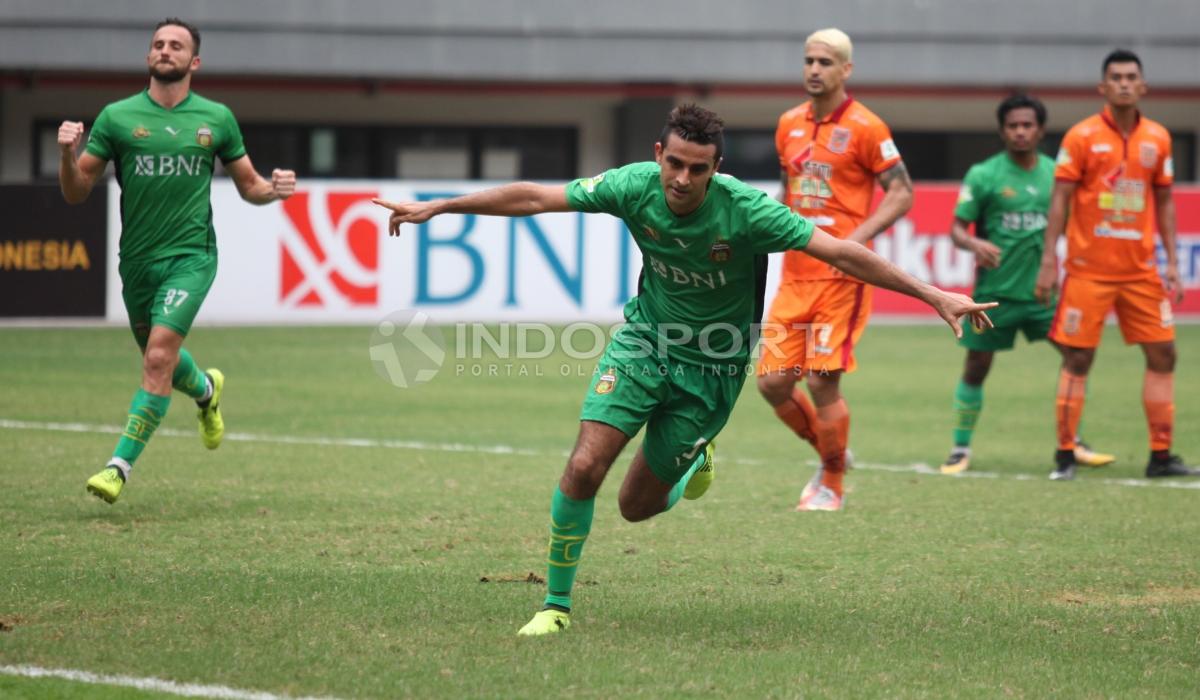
[
  {"xmin": 776, "ymin": 98, "xmax": 901, "ymax": 282},
  {"xmin": 1055, "ymin": 107, "xmax": 1174, "ymax": 281}
]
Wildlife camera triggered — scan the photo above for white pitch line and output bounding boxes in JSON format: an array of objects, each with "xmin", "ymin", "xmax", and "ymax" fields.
[
  {"xmin": 0, "ymin": 664, "xmax": 343, "ymax": 700},
  {"xmin": 3, "ymin": 417, "xmax": 1200, "ymax": 490}
]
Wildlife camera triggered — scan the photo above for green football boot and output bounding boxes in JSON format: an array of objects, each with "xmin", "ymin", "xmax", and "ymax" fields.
[
  {"xmin": 86, "ymin": 466, "xmax": 125, "ymax": 504},
  {"xmin": 517, "ymin": 609, "xmax": 571, "ymax": 636},
  {"xmin": 198, "ymin": 368, "xmax": 225, "ymax": 450},
  {"xmin": 683, "ymin": 442, "xmax": 715, "ymax": 500}
]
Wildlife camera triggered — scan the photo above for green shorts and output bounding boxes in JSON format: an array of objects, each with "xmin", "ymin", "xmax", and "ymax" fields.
[
  {"xmin": 579, "ymin": 326, "xmax": 747, "ymax": 485},
  {"xmin": 959, "ymin": 297, "xmax": 1055, "ymax": 352},
  {"xmin": 119, "ymin": 253, "xmax": 217, "ymax": 347}
]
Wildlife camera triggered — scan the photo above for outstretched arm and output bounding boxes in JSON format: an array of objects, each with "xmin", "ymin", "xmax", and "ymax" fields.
[
  {"xmin": 848, "ymin": 161, "xmax": 914, "ymax": 244},
  {"xmin": 58, "ymin": 121, "xmax": 107, "ymax": 204},
  {"xmin": 225, "ymin": 155, "xmax": 296, "ymax": 204},
  {"xmin": 804, "ymin": 227, "xmax": 996, "ymax": 338},
  {"xmin": 373, "ymin": 183, "xmax": 571, "ymax": 236}
]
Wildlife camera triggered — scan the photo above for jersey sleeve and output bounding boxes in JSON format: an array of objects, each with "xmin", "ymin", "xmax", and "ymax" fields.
[
  {"xmin": 953, "ymin": 164, "xmax": 985, "ymax": 222},
  {"xmin": 83, "ymin": 107, "xmax": 116, "ymax": 162},
  {"xmin": 1155, "ymin": 133, "xmax": 1174, "ymax": 187},
  {"xmin": 565, "ymin": 165, "xmax": 636, "ymax": 216},
  {"xmin": 775, "ymin": 112, "xmax": 792, "ymax": 168},
  {"xmin": 1054, "ymin": 127, "xmax": 1086, "ymax": 182},
  {"xmin": 218, "ymin": 106, "xmax": 248, "ymax": 164},
  {"xmin": 861, "ymin": 118, "xmax": 902, "ymax": 175},
  {"xmin": 747, "ymin": 189, "xmax": 815, "ymax": 253}
]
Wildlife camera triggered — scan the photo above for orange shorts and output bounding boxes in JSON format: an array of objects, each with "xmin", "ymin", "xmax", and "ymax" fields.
[
  {"xmin": 757, "ymin": 279, "xmax": 872, "ymax": 375},
  {"xmin": 1050, "ymin": 274, "xmax": 1175, "ymax": 348}
]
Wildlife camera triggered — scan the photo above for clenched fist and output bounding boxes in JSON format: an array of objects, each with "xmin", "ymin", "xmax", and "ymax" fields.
[
  {"xmin": 58, "ymin": 121, "xmax": 85, "ymax": 153},
  {"xmin": 271, "ymin": 169, "xmax": 296, "ymax": 200}
]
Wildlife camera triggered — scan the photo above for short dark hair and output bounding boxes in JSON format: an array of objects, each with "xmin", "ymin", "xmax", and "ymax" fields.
[
  {"xmin": 658, "ymin": 104, "xmax": 725, "ymax": 161},
  {"xmin": 996, "ymin": 93, "xmax": 1047, "ymax": 128},
  {"xmin": 1102, "ymin": 48, "xmax": 1141, "ymax": 76},
  {"xmin": 155, "ymin": 17, "xmax": 201, "ymax": 55}
]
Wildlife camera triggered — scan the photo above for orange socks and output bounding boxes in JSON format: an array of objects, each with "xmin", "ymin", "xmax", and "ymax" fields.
[
  {"xmin": 1143, "ymin": 370, "xmax": 1174, "ymax": 451},
  {"xmin": 1055, "ymin": 370, "xmax": 1087, "ymax": 451},
  {"xmin": 774, "ymin": 388, "xmax": 818, "ymax": 447},
  {"xmin": 815, "ymin": 399, "xmax": 850, "ymax": 495}
]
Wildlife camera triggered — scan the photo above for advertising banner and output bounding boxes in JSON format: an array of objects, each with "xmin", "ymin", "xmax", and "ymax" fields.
[
  {"xmin": 1, "ymin": 184, "xmax": 107, "ymax": 317},
  {"xmin": 103, "ymin": 181, "xmax": 1200, "ymax": 324}
]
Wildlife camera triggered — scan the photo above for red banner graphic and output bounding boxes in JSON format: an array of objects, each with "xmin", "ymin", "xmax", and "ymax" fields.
[
  {"xmin": 280, "ymin": 190, "xmax": 381, "ymax": 307},
  {"xmin": 870, "ymin": 185, "xmax": 1200, "ymax": 317}
]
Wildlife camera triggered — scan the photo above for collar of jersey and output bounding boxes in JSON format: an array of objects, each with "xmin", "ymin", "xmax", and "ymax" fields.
[
  {"xmin": 142, "ymin": 88, "xmax": 194, "ymax": 112},
  {"xmin": 1099, "ymin": 104, "xmax": 1142, "ymax": 137},
  {"xmin": 806, "ymin": 94, "xmax": 855, "ymax": 124}
]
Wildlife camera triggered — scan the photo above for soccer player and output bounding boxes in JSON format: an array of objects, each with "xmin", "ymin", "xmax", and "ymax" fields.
[
  {"xmin": 756, "ymin": 28, "xmax": 913, "ymax": 511},
  {"xmin": 942, "ymin": 94, "xmax": 1114, "ymax": 474},
  {"xmin": 1035, "ymin": 49, "xmax": 1195, "ymax": 480},
  {"xmin": 58, "ymin": 18, "xmax": 297, "ymax": 503},
  {"xmin": 374, "ymin": 104, "xmax": 995, "ymax": 636}
]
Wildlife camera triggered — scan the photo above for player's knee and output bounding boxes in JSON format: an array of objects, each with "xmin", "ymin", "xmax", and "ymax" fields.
[
  {"xmin": 142, "ymin": 345, "xmax": 177, "ymax": 376},
  {"xmin": 756, "ymin": 372, "xmax": 793, "ymax": 405},
  {"xmin": 1147, "ymin": 344, "xmax": 1176, "ymax": 373},
  {"xmin": 561, "ymin": 452, "xmax": 608, "ymax": 498}
]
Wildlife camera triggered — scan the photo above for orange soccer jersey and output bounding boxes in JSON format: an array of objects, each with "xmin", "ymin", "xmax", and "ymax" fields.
[
  {"xmin": 1055, "ymin": 106, "xmax": 1174, "ymax": 281},
  {"xmin": 776, "ymin": 97, "xmax": 901, "ymax": 282}
]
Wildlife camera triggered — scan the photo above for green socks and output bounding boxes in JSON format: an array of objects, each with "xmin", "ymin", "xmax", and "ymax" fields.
[
  {"xmin": 666, "ymin": 448, "xmax": 708, "ymax": 511},
  {"xmin": 173, "ymin": 348, "xmax": 209, "ymax": 401},
  {"xmin": 112, "ymin": 389, "xmax": 171, "ymax": 468},
  {"xmin": 952, "ymin": 380, "xmax": 983, "ymax": 448},
  {"xmin": 544, "ymin": 487, "xmax": 595, "ymax": 611}
]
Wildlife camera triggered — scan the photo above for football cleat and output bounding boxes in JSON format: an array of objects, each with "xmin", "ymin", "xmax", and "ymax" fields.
[
  {"xmin": 517, "ymin": 609, "xmax": 571, "ymax": 636},
  {"xmin": 1073, "ymin": 440, "xmax": 1115, "ymax": 468},
  {"xmin": 796, "ymin": 484, "xmax": 843, "ymax": 512},
  {"xmin": 198, "ymin": 368, "xmax": 225, "ymax": 450},
  {"xmin": 1145, "ymin": 453, "xmax": 1200, "ymax": 478},
  {"xmin": 941, "ymin": 449, "xmax": 971, "ymax": 475},
  {"xmin": 1049, "ymin": 449, "xmax": 1076, "ymax": 481},
  {"xmin": 86, "ymin": 466, "xmax": 125, "ymax": 504},
  {"xmin": 799, "ymin": 469, "xmax": 823, "ymax": 503},
  {"xmin": 683, "ymin": 442, "xmax": 715, "ymax": 500}
]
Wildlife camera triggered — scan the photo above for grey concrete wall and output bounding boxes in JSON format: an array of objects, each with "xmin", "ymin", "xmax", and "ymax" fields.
[{"xmin": 2, "ymin": 0, "xmax": 1199, "ymax": 86}]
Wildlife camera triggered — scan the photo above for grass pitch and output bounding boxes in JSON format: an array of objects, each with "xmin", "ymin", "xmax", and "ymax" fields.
[{"xmin": 2, "ymin": 324, "xmax": 1198, "ymax": 698}]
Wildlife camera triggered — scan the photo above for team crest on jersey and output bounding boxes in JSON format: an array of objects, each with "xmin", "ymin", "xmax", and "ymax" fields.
[
  {"xmin": 1000, "ymin": 186, "xmax": 1017, "ymax": 198},
  {"xmin": 1140, "ymin": 143, "xmax": 1158, "ymax": 168},
  {"xmin": 195, "ymin": 126, "xmax": 213, "ymax": 148},
  {"xmin": 132, "ymin": 125, "xmax": 151, "ymax": 139},
  {"xmin": 595, "ymin": 368, "xmax": 617, "ymax": 395},
  {"xmin": 641, "ymin": 225, "xmax": 661, "ymax": 242},
  {"xmin": 828, "ymin": 127, "xmax": 852, "ymax": 154},
  {"xmin": 709, "ymin": 239, "xmax": 732, "ymax": 263}
]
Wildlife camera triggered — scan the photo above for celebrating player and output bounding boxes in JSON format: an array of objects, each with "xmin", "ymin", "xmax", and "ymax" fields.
[
  {"xmin": 1036, "ymin": 49, "xmax": 1196, "ymax": 480},
  {"xmin": 375, "ymin": 104, "xmax": 995, "ymax": 636},
  {"xmin": 941, "ymin": 93, "xmax": 1114, "ymax": 474},
  {"xmin": 756, "ymin": 28, "xmax": 913, "ymax": 511},
  {"xmin": 58, "ymin": 18, "xmax": 297, "ymax": 503}
]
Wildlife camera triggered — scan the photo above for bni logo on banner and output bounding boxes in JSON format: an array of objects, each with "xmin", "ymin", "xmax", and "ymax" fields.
[{"xmin": 279, "ymin": 189, "xmax": 381, "ymax": 308}]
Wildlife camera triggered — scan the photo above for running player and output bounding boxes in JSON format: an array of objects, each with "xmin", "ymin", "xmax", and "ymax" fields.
[
  {"xmin": 1035, "ymin": 49, "xmax": 1195, "ymax": 480},
  {"xmin": 942, "ymin": 93, "xmax": 1114, "ymax": 474},
  {"xmin": 374, "ymin": 104, "xmax": 995, "ymax": 636},
  {"xmin": 756, "ymin": 28, "xmax": 913, "ymax": 511},
  {"xmin": 58, "ymin": 18, "xmax": 297, "ymax": 503}
]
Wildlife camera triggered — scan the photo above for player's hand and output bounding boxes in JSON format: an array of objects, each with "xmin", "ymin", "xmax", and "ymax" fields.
[
  {"xmin": 1165, "ymin": 266, "xmax": 1185, "ymax": 304},
  {"xmin": 970, "ymin": 239, "xmax": 1002, "ymax": 269},
  {"xmin": 372, "ymin": 199, "xmax": 442, "ymax": 236},
  {"xmin": 58, "ymin": 121, "xmax": 85, "ymax": 153},
  {"xmin": 930, "ymin": 290, "xmax": 997, "ymax": 339},
  {"xmin": 1034, "ymin": 257, "xmax": 1058, "ymax": 306},
  {"xmin": 271, "ymin": 169, "xmax": 296, "ymax": 200}
]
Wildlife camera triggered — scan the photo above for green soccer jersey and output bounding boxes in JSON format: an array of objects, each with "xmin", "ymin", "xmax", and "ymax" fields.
[
  {"xmin": 567, "ymin": 162, "xmax": 815, "ymax": 365},
  {"xmin": 86, "ymin": 89, "xmax": 247, "ymax": 262},
  {"xmin": 954, "ymin": 151, "xmax": 1055, "ymax": 301}
]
